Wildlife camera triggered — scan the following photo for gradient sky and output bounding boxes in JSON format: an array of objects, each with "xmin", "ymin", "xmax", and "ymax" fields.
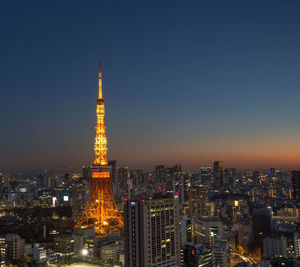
[{"xmin": 1, "ymin": 1, "xmax": 300, "ymax": 171}]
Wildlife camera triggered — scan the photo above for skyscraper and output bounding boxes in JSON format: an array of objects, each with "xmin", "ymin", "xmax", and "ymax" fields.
[
  {"xmin": 109, "ymin": 160, "xmax": 119, "ymax": 201},
  {"xmin": 118, "ymin": 167, "xmax": 130, "ymax": 196},
  {"xmin": 76, "ymin": 62, "xmax": 123, "ymax": 236},
  {"xmin": 82, "ymin": 166, "xmax": 91, "ymax": 179},
  {"xmin": 155, "ymin": 165, "xmax": 166, "ymax": 181},
  {"xmin": 252, "ymin": 208, "xmax": 272, "ymax": 248},
  {"xmin": 213, "ymin": 161, "xmax": 224, "ymax": 188},
  {"xmin": 268, "ymin": 168, "xmax": 276, "ymax": 183},
  {"xmin": 224, "ymin": 168, "xmax": 236, "ymax": 185},
  {"xmin": 124, "ymin": 195, "xmax": 181, "ymax": 267},
  {"xmin": 291, "ymin": 171, "xmax": 300, "ymax": 207},
  {"xmin": 188, "ymin": 185, "xmax": 208, "ymax": 219},
  {"xmin": 200, "ymin": 167, "xmax": 213, "ymax": 185}
]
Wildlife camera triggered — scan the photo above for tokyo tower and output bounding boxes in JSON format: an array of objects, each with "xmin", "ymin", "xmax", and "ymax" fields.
[{"xmin": 76, "ymin": 62, "xmax": 123, "ymax": 236}]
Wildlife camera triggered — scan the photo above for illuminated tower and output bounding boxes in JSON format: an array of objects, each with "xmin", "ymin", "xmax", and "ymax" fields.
[{"xmin": 76, "ymin": 62, "xmax": 123, "ymax": 236}]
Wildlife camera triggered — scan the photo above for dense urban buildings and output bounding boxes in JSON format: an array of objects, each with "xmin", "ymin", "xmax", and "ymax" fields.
[{"xmin": 2, "ymin": 161, "xmax": 300, "ymax": 266}]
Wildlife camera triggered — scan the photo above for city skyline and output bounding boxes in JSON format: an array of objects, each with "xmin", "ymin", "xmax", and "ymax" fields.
[{"xmin": 1, "ymin": 1, "xmax": 300, "ymax": 170}]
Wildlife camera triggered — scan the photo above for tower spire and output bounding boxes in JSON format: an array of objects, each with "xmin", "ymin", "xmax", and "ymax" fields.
[
  {"xmin": 98, "ymin": 58, "xmax": 103, "ymax": 99},
  {"xmin": 94, "ymin": 58, "xmax": 107, "ymax": 166}
]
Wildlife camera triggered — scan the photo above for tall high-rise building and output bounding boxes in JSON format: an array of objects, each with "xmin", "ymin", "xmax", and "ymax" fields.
[
  {"xmin": 167, "ymin": 164, "xmax": 182, "ymax": 176},
  {"xmin": 39, "ymin": 171, "xmax": 49, "ymax": 188},
  {"xmin": 76, "ymin": 62, "xmax": 123, "ymax": 236},
  {"xmin": 124, "ymin": 196, "xmax": 181, "ymax": 267},
  {"xmin": 200, "ymin": 167, "xmax": 213, "ymax": 185},
  {"xmin": 118, "ymin": 167, "xmax": 130, "ymax": 196},
  {"xmin": 181, "ymin": 215, "xmax": 192, "ymax": 245},
  {"xmin": 109, "ymin": 160, "xmax": 119, "ymax": 201},
  {"xmin": 188, "ymin": 185, "xmax": 208, "ymax": 219},
  {"xmin": 268, "ymin": 168, "xmax": 276, "ymax": 183},
  {"xmin": 252, "ymin": 208, "xmax": 272, "ymax": 248},
  {"xmin": 155, "ymin": 165, "xmax": 166, "ymax": 181},
  {"xmin": 63, "ymin": 173, "xmax": 71, "ymax": 185},
  {"xmin": 291, "ymin": 171, "xmax": 300, "ymax": 207},
  {"xmin": 213, "ymin": 161, "xmax": 224, "ymax": 188},
  {"xmin": 72, "ymin": 178, "xmax": 90, "ymax": 220},
  {"xmin": 129, "ymin": 169, "xmax": 143, "ymax": 187},
  {"xmin": 224, "ymin": 168, "xmax": 236, "ymax": 185},
  {"xmin": 82, "ymin": 166, "xmax": 91, "ymax": 179}
]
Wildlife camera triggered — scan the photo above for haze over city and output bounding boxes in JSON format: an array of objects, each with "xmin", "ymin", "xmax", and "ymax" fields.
[{"xmin": 1, "ymin": 1, "xmax": 300, "ymax": 170}]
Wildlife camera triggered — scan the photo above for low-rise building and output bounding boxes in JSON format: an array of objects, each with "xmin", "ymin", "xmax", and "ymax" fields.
[{"xmin": 33, "ymin": 243, "xmax": 47, "ymax": 264}]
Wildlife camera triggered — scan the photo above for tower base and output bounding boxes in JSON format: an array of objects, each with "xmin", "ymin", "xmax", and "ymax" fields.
[{"xmin": 76, "ymin": 165, "xmax": 123, "ymax": 237}]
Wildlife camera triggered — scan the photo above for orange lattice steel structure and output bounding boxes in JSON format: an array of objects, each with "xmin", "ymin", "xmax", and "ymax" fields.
[{"xmin": 76, "ymin": 62, "xmax": 123, "ymax": 236}]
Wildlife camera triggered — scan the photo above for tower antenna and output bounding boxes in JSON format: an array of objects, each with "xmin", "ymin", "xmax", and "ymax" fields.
[{"xmin": 98, "ymin": 57, "xmax": 102, "ymax": 99}]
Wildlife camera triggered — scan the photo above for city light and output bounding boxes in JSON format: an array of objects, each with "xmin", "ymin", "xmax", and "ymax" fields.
[{"xmin": 81, "ymin": 248, "xmax": 88, "ymax": 256}]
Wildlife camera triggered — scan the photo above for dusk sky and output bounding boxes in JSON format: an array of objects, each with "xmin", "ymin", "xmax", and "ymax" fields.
[{"xmin": 1, "ymin": 1, "xmax": 300, "ymax": 171}]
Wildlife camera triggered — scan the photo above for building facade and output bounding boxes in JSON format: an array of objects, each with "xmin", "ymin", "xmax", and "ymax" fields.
[{"xmin": 124, "ymin": 196, "xmax": 181, "ymax": 267}]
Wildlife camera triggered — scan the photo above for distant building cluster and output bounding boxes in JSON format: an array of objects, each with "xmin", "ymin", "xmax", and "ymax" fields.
[{"xmin": 0, "ymin": 162, "xmax": 300, "ymax": 266}]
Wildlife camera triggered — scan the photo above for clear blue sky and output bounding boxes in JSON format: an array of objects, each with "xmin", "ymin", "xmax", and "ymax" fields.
[{"xmin": 1, "ymin": 1, "xmax": 300, "ymax": 171}]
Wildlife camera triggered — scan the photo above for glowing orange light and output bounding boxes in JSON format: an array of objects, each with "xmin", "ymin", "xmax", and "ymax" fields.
[
  {"xmin": 76, "ymin": 63, "xmax": 123, "ymax": 236},
  {"xmin": 92, "ymin": 172, "xmax": 110, "ymax": 179}
]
